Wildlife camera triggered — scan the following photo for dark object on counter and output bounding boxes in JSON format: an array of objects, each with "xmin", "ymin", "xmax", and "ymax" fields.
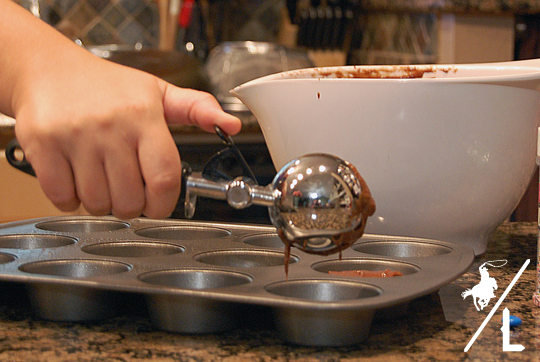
[
  {"xmin": 504, "ymin": 315, "xmax": 523, "ymax": 328},
  {"xmin": 87, "ymin": 45, "xmax": 212, "ymax": 92}
]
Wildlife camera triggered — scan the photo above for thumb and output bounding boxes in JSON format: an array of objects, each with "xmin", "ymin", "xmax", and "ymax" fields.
[{"xmin": 160, "ymin": 81, "xmax": 242, "ymax": 135}]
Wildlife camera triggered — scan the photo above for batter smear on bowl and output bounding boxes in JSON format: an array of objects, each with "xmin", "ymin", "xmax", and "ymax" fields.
[{"xmin": 308, "ymin": 65, "xmax": 455, "ymax": 79}]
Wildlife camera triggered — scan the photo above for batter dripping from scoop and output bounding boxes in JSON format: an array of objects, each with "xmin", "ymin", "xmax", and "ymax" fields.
[{"xmin": 271, "ymin": 158, "xmax": 376, "ymax": 278}]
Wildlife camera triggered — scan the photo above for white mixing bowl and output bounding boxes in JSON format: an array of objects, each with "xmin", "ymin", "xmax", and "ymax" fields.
[{"xmin": 231, "ymin": 60, "xmax": 540, "ymax": 255}]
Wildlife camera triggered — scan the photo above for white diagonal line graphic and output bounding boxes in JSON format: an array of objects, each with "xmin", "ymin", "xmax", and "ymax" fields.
[{"xmin": 464, "ymin": 258, "xmax": 530, "ymax": 352}]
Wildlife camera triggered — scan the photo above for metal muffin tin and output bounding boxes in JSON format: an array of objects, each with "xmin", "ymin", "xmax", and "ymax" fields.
[{"xmin": 0, "ymin": 216, "xmax": 474, "ymax": 346}]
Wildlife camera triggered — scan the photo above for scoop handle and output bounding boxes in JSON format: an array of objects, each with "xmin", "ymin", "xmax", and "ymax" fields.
[{"xmin": 5, "ymin": 138, "xmax": 36, "ymax": 177}]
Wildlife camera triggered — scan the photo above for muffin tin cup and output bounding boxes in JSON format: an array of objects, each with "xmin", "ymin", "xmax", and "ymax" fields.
[
  {"xmin": 0, "ymin": 216, "xmax": 475, "ymax": 346},
  {"xmin": 351, "ymin": 238, "xmax": 453, "ymax": 258},
  {"xmin": 0, "ymin": 252, "xmax": 16, "ymax": 264},
  {"xmin": 0, "ymin": 234, "xmax": 76, "ymax": 249},
  {"xmin": 25, "ymin": 283, "xmax": 123, "ymax": 322},
  {"xmin": 18, "ymin": 259, "xmax": 132, "ymax": 322},
  {"xmin": 146, "ymin": 294, "xmax": 244, "ymax": 334},
  {"xmin": 265, "ymin": 279, "xmax": 381, "ymax": 346},
  {"xmin": 139, "ymin": 268, "xmax": 252, "ymax": 334},
  {"xmin": 272, "ymin": 307, "xmax": 375, "ymax": 346},
  {"xmin": 35, "ymin": 219, "xmax": 130, "ymax": 233}
]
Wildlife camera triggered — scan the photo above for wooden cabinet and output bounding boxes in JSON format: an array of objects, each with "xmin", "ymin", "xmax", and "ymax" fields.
[
  {"xmin": 0, "ymin": 152, "xmax": 85, "ymax": 222},
  {"xmin": 438, "ymin": 13, "xmax": 515, "ymax": 64}
]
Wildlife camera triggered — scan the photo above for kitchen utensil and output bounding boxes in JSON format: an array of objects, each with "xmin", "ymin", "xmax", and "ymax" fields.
[
  {"xmin": 5, "ymin": 126, "xmax": 375, "ymax": 257},
  {"xmin": 182, "ymin": 128, "xmax": 375, "ymax": 257},
  {"xmin": 178, "ymin": 0, "xmax": 208, "ymax": 60},
  {"xmin": 165, "ymin": 0, "xmax": 181, "ymax": 51},
  {"xmin": 176, "ymin": 0, "xmax": 194, "ymax": 48},
  {"xmin": 295, "ymin": 1, "xmax": 354, "ymax": 50},
  {"xmin": 231, "ymin": 59, "xmax": 540, "ymax": 255},
  {"xmin": 0, "ymin": 215, "xmax": 474, "ymax": 346},
  {"xmin": 158, "ymin": 0, "xmax": 170, "ymax": 50}
]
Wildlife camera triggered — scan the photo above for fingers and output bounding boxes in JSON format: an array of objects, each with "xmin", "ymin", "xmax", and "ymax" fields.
[
  {"xmin": 160, "ymin": 82, "xmax": 242, "ymax": 135},
  {"xmin": 71, "ymin": 149, "xmax": 111, "ymax": 216},
  {"xmin": 102, "ymin": 145, "xmax": 146, "ymax": 219},
  {"xmin": 138, "ymin": 126, "xmax": 182, "ymax": 219},
  {"xmin": 19, "ymin": 142, "xmax": 80, "ymax": 212},
  {"xmin": 20, "ymin": 137, "xmax": 146, "ymax": 219},
  {"xmin": 22, "ymin": 138, "xmax": 176, "ymax": 220}
]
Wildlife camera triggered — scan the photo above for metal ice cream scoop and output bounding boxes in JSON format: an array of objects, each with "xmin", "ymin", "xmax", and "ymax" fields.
[
  {"xmin": 183, "ymin": 127, "xmax": 376, "ymax": 256},
  {"xmin": 5, "ymin": 127, "xmax": 375, "ymax": 255}
]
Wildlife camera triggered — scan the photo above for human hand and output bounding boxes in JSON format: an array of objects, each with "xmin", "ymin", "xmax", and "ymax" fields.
[{"xmin": 12, "ymin": 46, "xmax": 241, "ymax": 220}]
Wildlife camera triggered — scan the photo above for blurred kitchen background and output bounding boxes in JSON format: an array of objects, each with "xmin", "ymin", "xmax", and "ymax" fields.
[{"xmin": 3, "ymin": 0, "xmax": 540, "ymax": 223}]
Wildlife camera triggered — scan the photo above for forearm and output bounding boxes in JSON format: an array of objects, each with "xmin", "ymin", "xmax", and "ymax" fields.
[{"xmin": 0, "ymin": 0, "xmax": 88, "ymax": 117}]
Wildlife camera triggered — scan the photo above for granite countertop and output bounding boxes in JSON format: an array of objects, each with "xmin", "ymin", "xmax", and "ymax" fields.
[
  {"xmin": 0, "ymin": 222, "xmax": 537, "ymax": 361},
  {"xmin": 362, "ymin": 0, "xmax": 540, "ymax": 14}
]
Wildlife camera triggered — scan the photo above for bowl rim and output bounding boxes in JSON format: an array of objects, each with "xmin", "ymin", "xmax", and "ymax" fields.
[{"xmin": 231, "ymin": 61, "xmax": 540, "ymax": 92}]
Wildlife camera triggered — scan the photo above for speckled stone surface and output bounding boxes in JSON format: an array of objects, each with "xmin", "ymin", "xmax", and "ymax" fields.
[
  {"xmin": 363, "ymin": 0, "xmax": 540, "ymax": 13},
  {"xmin": 0, "ymin": 222, "xmax": 538, "ymax": 361}
]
